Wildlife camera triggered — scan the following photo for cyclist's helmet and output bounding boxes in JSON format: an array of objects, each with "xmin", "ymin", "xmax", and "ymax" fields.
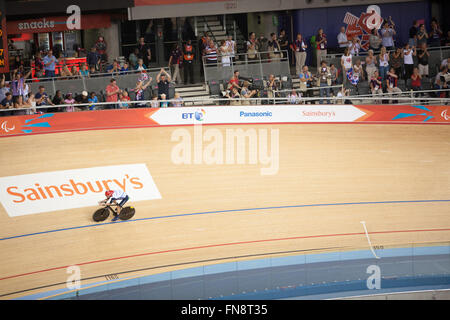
[{"xmin": 105, "ymin": 190, "xmax": 114, "ymax": 198}]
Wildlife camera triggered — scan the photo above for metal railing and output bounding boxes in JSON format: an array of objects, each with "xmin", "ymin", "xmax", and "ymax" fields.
[
  {"xmin": 202, "ymin": 50, "xmax": 290, "ymax": 84},
  {"xmin": 21, "ymin": 67, "xmax": 171, "ymax": 98}
]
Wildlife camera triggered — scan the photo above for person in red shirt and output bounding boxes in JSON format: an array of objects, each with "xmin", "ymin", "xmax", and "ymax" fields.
[
  {"xmin": 105, "ymin": 78, "xmax": 121, "ymax": 109},
  {"xmin": 411, "ymin": 67, "xmax": 423, "ymax": 102},
  {"xmin": 227, "ymin": 70, "xmax": 241, "ymax": 91}
]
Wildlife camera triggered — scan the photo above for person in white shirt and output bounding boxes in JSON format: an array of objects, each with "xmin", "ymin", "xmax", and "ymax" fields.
[
  {"xmin": 403, "ymin": 44, "xmax": 416, "ymax": 81},
  {"xmin": 288, "ymin": 89, "xmax": 301, "ymax": 104},
  {"xmin": 349, "ymin": 37, "xmax": 361, "ymax": 56},
  {"xmin": 341, "ymin": 47, "xmax": 353, "ymax": 86},
  {"xmin": 225, "ymin": 34, "xmax": 236, "ymax": 63},
  {"xmin": 337, "ymin": 26, "xmax": 349, "ymax": 53},
  {"xmin": 441, "ymin": 57, "xmax": 450, "ymax": 68},
  {"xmin": 101, "ymin": 190, "xmax": 130, "ymax": 221}
]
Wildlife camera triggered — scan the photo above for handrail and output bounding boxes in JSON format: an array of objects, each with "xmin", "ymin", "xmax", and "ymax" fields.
[
  {"xmin": 1, "ymin": 90, "xmax": 449, "ymax": 115},
  {"xmin": 23, "ymin": 66, "xmax": 171, "ymax": 83}
]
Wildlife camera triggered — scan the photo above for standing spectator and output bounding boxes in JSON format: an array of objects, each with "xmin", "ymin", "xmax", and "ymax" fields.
[
  {"xmin": 370, "ymin": 70, "xmax": 383, "ymax": 103},
  {"xmin": 386, "ymin": 67, "xmax": 402, "ymax": 103},
  {"xmin": 88, "ymin": 92, "xmax": 99, "ymax": 110},
  {"xmin": 227, "ymin": 70, "xmax": 241, "ymax": 91},
  {"xmin": 137, "ymin": 36, "xmax": 152, "ymax": 67},
  {"xmin": 416, "ymin": 43, "xmax": 430, "ymax": 78},
  {"xmin": 390, "ymin": 47, "xmax": 403, "ymax": 79},
  {"xmin": 278, "ymin": 29, "xmax": 289, "ymax": 59},
  {"xmin": 411, "ymin": 67, "xmax": 424, "ymax": 101},
  {"xmin": 316, "ymin": 60, "xmax": 331, "ymax": 104},
  {"xmin": 183, "ymin": 39, "xmax": 195, "ymax": 84},
  {"xmin": 416, "ymin": 24, "xmax": 429, "ymax": 47},
  {"xmin": 265, "ymin": 74, "xmax": 279, "ymax": 102},
  {"xmin": 257, "ymin": 34, "xmax": 269, "ymax": 60},
  {"xmin": 86, "ymin": 47, "xmax": 100, "ymax": 70},
  {"xmin": 168, "ymin": 43, "xmax": 183, "ymax": 84},
  {"xmin": 128, "ymin": 48, "xmax": 140, "ymax": 70},
  {"xmin": 378, "ymin": 46, "xmax": 390, "ymax": 81},
  {"xmin": 316, "ymin": 28, "xmax": 328, "ymax": 69},
  {"xmin": 403, "ymin": 44, "xmax": 416, "ymax": 82},
  {"xmin": 43, "ymin": 49, "xmax": 58, "ymax": 78},
  {"xmin": 341, "ymin": 47, "xmax": 353, "ymax": 86},
  {"xmin": 408, "ymin": 20, "xmax": 420, "ymax": 47},
  {"xmin": 291, "ymin": 33, "xmax": 307, "ymax": 76},
  {"xmin": 204, "ymin": 39, "xmax": 218, "ymax": 65},
  {"xmin": 11, "ymin": 69, "xmax": 31, "ymax": 104},
  {"xmin": 268, "ymin": 33, "xmax": 282, "ymax": 60},
  {"xmin": 369, "ymin": 28, "xmax": 382, "ymax": 52},
  {"xmin": 349, "ymin": 37, "xmax": 361, "ymax": 56},
  {"xmin": 105, "ymin": 78, "xmax": 121, "ymax": 109},
  {"xmin": 337, "ymin": 26, "xmax": 349, "ymax": 53},
  {"xmin": 429, "ymin": 20, "xmax": 443, "ymax": 47},
  {"xmin": 299, "ymin": 65, "xmax": 314, "ymax": 103},
  {"xmin": 132, "ymin": 77, "xmax": 152, "ymax": 107},
  {"xmin": 247, "ymin": 42, "xmax": 258, "ymax": 62},
  {"xmin": 329, "ymin": 63, "xmax": 339, "ymax": 85},
  {"xmin": 353, "ymin": 59, "xmax": 365, "ymax": 82},
  {"xmin": 225, "ymin": 34, "xmax": 236, "ymax": 63},
  {"xmin": 380, "ymin": 21, "xmax": 396, "ymax": 51},
  {"xmin": 34, "ymin": 86, "xmax": 54, "ymax": 113},
  {"xmin": 246, "ymin": 32, "xmax": 258, "ymax": 51},
  {"xmin": 0, "ymin": 75, "xmax": 9, "ymax": 103},
  {"xmin": 34, "ymin": 51, "xmax": 45, "ymax": 78},
  {"xmin": 240, "ymin": 81, "xmax": 257, "ymax": 105},
  {"xmin": 156, "ymin": 68, "xmax": 171, "ymax": 99},
  {"xmin": 365, "ymin": 50, "xmax": 378, "ymax": 84},
  {"xmin": 95, "ymin": 36, "xmax": 107, "ymax": 63},
  {"xmin": 219, "ymin": 40, "xmax": 232, "ymax": 67}
]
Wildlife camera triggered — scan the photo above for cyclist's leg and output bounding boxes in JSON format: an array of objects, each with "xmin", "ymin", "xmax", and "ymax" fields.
[{"xmin": 117, "ymin": 196, "xmax": 129, "ymax": 215}]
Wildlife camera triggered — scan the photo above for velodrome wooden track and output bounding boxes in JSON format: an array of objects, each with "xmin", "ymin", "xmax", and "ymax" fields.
[{"xmin": 0, "ymin": 123, "xmax": 449, "ymax": 299}]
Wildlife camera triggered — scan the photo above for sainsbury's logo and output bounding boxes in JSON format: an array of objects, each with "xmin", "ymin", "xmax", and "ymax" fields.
[{"xmin": 0, "ymin": 164, "xmax": 161, "ymax": 217}]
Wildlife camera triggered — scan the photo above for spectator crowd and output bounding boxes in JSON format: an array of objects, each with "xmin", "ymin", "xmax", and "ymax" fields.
[{"xmin": 1, "ymin": 16, "xmax": 449, "ymax": 115}]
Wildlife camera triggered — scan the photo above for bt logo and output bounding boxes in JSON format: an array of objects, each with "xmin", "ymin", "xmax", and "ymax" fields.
[{"xmin": 182, "ymin": 109, "xmax": 206, "ymax": 121}]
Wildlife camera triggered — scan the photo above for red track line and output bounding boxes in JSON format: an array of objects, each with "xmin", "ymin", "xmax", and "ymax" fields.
[{"xmin": 1, "ymin": 228, "xmax": 449, "ymax": 282}]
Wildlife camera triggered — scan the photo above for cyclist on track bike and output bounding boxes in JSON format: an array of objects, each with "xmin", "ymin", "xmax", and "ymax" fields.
[{"xmin": 100, "ymin": 190, "xmax": 129, "ymax": 221}]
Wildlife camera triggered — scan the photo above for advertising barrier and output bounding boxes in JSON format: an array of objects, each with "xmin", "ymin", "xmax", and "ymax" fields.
[{"xmin": 0, "ymin": 105, "xmax": 449, "ymax": 138}]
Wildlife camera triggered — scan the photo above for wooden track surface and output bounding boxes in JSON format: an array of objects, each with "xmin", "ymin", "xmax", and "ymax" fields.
[{"xmin": 0, "ymin": 123, "xmax": 449, "ymax": 299}]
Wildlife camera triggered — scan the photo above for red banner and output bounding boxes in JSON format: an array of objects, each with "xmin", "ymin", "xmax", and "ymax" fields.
[
  {"xmin": 0, "ymin": 105, "xmax": 449, "ymax": 138},
  {"xmin": 0, "ymin": 0, "xmax": 9, "ymax": 74}
]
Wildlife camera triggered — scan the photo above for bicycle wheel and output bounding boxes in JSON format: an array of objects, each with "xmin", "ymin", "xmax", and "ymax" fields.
[
  {"xmin": 93, "ymin": 208, "xmax": 110, "ymax": 222},
  {"xmin": 119, "ymin": 207, "xmax": 135, "ymax": 221}
]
